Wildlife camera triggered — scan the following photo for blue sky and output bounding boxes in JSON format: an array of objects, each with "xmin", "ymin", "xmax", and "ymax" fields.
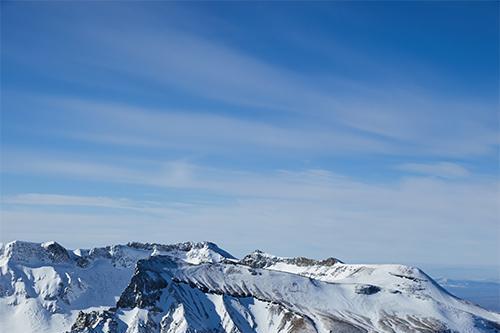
[{"xmin": 1, "ymin": 2, "xmax": 498, "ymax": 268}]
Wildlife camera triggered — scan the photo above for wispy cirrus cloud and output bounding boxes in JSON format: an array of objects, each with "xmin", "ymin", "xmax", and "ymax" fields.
[
  {"xmin": 3, "ymin": 193, "xmax": 134, "ymax": 208},
  {"xmin": 1, "ymin": 193, "xmax": 193, "ymax": 218},
  {"xmin": 70, "ymin": 24, "xmax": 499, "ymax": 157},
  {"xmin": 396, "ymin": 162, "xmax": 471, "ymax": 179},
  {"xmin": 1, "ymin": 166, "xmax": 498, "ymax": 264},
  {"xmin": 3, "ymin": 4, "xmax": 497, "ymax": 158},
  {"xmin": 5, "ymin": 92, "xmax": 497, "ymax": 159},
  {"xmin": 43, "ymin": 96, "xmax": 394, "ymax": 155}
]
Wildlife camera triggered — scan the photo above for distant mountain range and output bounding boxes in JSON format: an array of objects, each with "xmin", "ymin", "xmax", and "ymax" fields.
[{"xmin": 0, "ymin": 240, "xmax": 498, "ymax": 333}]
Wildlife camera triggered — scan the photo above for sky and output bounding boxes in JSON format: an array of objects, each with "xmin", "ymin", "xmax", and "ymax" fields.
[{"xmin": 1, "ymin": 2, "xmax": 499, "ymax": 269}]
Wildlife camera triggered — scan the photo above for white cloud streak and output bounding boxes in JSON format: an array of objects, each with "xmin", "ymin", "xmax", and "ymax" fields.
[
  {"xmin": 2, "ymin": 154, "xmax": 498, "ymax": 265},
  {"xmin": 396, "ymin": 162, "xmax": 471, "ymax": 179},
  {"xmin": 52, "ymin": 97, "xmax": 392, "ymax": 155},
  {"xmin": 84, "ymin": 24, "xmax": 497, "ymax": 157},
  {"xmin": 5, "ymin": 7, "xmax": 497, "ymax": 158}
]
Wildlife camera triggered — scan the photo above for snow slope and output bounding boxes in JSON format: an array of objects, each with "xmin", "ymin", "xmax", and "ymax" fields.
[
  {"xmin": 0, "ymin": 241, "xmax": 498, "ymax": 333},
  {"xmin": 0, "ymin": 241, "xmax": 232, "ymax": 333}
]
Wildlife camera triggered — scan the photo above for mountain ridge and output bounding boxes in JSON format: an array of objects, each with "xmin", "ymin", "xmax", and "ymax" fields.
[{"xmin": 0, "ymin": 240, "xmax": 499, "ymax": 333}]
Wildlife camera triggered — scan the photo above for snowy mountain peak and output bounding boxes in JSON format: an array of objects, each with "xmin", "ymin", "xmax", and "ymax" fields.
[
  {"xmin": 1, "ymin": 240, "xmax": 499, "ymax": 333},
  {"xmin": 1, "ymin": 240, "xmax": 71, "ymax": 265},
  {"xmin": 0, "ymin": 240, "xmax": 235, "ymax": 270},
  {"xmin": 124, "ymin": 241, "xmax": 236, "ymax": 263}
]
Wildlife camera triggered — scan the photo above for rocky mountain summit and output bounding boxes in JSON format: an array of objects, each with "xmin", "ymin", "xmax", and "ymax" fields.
[
  {"xmin": 0, "ymin": 240, "xmax": 499, "ymax": 333},
  {"xmin": 239, "ymin": 250, "xmax": 342, "ymax": 268}
]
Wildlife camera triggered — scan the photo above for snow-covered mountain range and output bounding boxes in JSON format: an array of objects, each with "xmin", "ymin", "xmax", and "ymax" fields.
[{"xmin": 0, "ymin": 240, "xmax": 498, "ymax": 333}]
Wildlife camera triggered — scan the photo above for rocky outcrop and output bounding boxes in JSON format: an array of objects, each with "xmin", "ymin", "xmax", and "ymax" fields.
[
  {"xmin": 116, "ymin": 258, "xmax": 170, "ymax": 310},
  {"xmin": 355, "ymin": 284, "xmax": 381, "ymax": 295},
  {"xmin": 239, "ymin": 249, "xmax": 342, "ymax": 269},
  {"xmin": 42, "ymin": 242, "xmax": 71, "ymax": 263},
  {"xmin": 69, "ymin": 310, "xmax": 117, "ymax": 333}
]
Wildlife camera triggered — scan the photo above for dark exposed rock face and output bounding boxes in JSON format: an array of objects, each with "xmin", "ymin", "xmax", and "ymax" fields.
[
  {"xmin": 355, "ymin": 284, "xmax": 381, "ymax": 295},
  {"xmin": 43, "ymin": 242, "xmax": 71, "ymax": 263},
  {"xmin": 239, "ymin": 250, "xmax": 342, "ymax": 269},
  {"xmin": 116, "ymin": 257, "xmax": 172, "ymax": 310},
  {"xmin": 71, "ymin": 311, "xmax": 101, "ymax": 331},
  {"xmin": 70, "ymin": 310, "xmax": 117, "ymax": 333},
  {"xmin": 75, "ymin": 257, "xmax": 90, "ymax": 268}
]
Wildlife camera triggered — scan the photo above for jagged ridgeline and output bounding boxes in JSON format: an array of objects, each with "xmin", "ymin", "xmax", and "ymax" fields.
[{"xmin": 0, "ymin": 241, "xmax": 499, "ymax": 333}]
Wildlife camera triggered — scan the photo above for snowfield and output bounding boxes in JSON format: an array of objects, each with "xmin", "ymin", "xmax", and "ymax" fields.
[{"xmin": 0, "ymin": 241, "xmax": 498, "ymax": 333}]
